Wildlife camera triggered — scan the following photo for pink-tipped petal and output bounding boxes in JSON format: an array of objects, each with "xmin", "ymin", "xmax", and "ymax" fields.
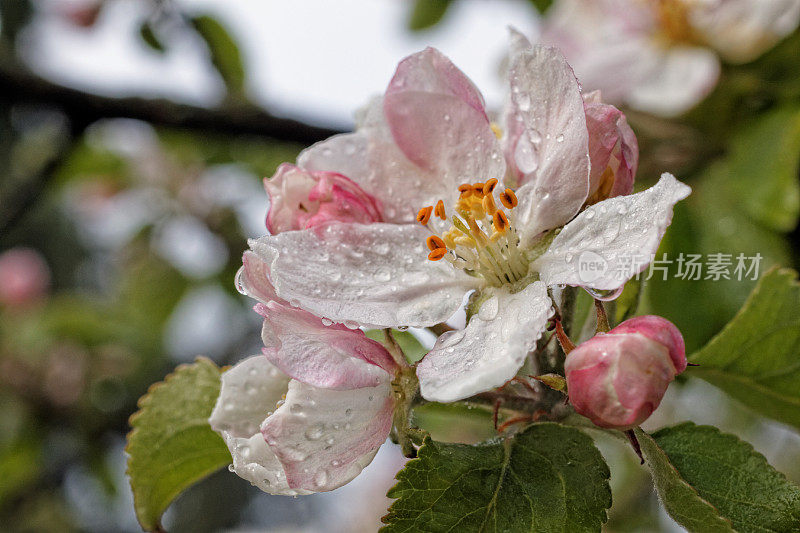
[
  {"xmin": 584, "ymin": 101, "xmax": 638, "ymax": 199},
  {"xmin": 209, "ymin": 356, "xmax": 311, "ymax": 495},
  {"xmin": 239, "ymin": 251, "xmax": 285, "ymax": 305},
  {"xmin": 534, "ymin": 173, "xmax": 691, "ymax": 291},
  {"xmin": 417, "ymin": 282, "xmax": 553, "ymax": 402},
  {"xmin": 256, "ymin": 301, "xmax": 396, "ymax": 389},
  {"xmin": 248, "ymin": 222, "xmax": 480, "ymax": 329},
  {"xmin": 503, "ymin": 43, "xmax": 591, "ymax": 246},
  {"xmin": 384, "ymin": 48, "xmax": 505, "ymax": 200},
  {"xmin": 262, "ymin": 379, "xmax": 393, "ymax": 492}
]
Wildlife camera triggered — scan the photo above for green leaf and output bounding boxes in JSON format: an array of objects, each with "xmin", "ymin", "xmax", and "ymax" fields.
[
  {"xmin": 408, "ymin": 0, "xmax": 452, "ymax": 31},
  {"xmin": 189, "ymin": 15, "xmax": 246, "ymax": 96},
  {"xmin": 651, "ymin": 423, "xmax": 800, "ymax": 532},
  {"xmin": 635, "ymin": 428, "xmax": 734, "ymax": 532},
  {"xmin": 139, "ymin": 22, "xmax": 166, "ymax": 53},
  {"xmin": 643, "ymin": 163, "xmax": 791, "ymax": 352},
  {"xmin": 689, "ymin": 268, "xmax": 800, "ymax": 430},
  {"xmin": 126, "ymin": 357, "xmax": 230, "ymax": 532},
  {"xmin": 528, "ymin": 0, "xmax": 554, "ymax": 13},
  {"xmin": 392, "ymin": 330, "xmax": 427, "ymax": 363},
  {"xmin": 727, "ymin": 107, "xmax": 800, "ymax": 232},
  {"xmin": 382, "ymin": 423, "xmax": 611, "ymax": 532}
]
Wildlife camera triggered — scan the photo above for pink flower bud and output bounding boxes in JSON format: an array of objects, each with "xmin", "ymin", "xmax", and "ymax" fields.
[
  {"xmin": 265, "ymin": 164, "xmax": 382, "ymax": 234},
  {"xmin": 565, "ymin": 315, "xmax": 686, "ymax": 429},
  {"xmin": 0, "ymin": 248, "xmax": 50, "ymax": 309},
  {"xmin": 584, "ymin": 91, "xmax": 638, "ymax": 204}
]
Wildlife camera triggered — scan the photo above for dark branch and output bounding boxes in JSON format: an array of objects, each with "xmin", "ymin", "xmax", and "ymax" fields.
[{"xmin": 0, "ymin": 59, "xmax": 344, "ymax": 144}]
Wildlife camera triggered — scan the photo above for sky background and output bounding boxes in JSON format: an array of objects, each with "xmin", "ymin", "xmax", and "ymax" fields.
[{"xmin": 29, "ymin": 0, "xmax": 539, "ymax": 128}]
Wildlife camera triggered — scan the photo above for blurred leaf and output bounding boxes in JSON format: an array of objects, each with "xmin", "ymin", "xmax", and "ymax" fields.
[
  {"xmin": 528, "ymin": 0, "xmax": 554, "ymax": 13},
  {"xmin": 365, "ymin": 329, "xmax": 427, "ymax": 364},
  {"xmin": 0, "ymin": 438, "xmax": 42, "ymax": 508},
  {"xmin": 727, "ymin": 107, "xmax": 800, "ymax": 232},
  {"xmin": 412, "ymin": 402, "xmax": 495, "ymax": 444},
  {"xmin": 126, "ymin": 357, "xmax": 229, "ymax": 532},
  {"xmin": 189, "ymin": 15, "xmax": 246, "ymax": 97},
  {"xmin": 612, "ymin": 277, "xmax": 643, "ymax": 326},
  {"xmin": 138, "ymin": 22, "xmax": 166, "ymax": 53},
  {"xmin": 383, "ymin": 423, "xmax": 611, "ymax": 532},
  {"xmin": 635, "ymin": 428, "xmax": 734, "ymax": 532},
  {"xmin": 643, "ymin": 162, "xmax": 791, "ymax": 352},
  {"xmin": 393, "ymin": 330, "xmax": 427, "ymax": 363},
  {"xmin": 688, "ymin": 268, "xmax": 800, "ymax": 430},
  {"xmin": 408, "ymin": 0, "xmax": 452, "ymax": 31},
  {"xmin": 651, "ymin": 423, "xmax": 800, "ymax": 532}
]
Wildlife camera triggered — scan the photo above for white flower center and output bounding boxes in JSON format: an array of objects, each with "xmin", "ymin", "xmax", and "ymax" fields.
[{"xmin": 417, "ymin": 178, "xmax": 529, "ymax": 287}]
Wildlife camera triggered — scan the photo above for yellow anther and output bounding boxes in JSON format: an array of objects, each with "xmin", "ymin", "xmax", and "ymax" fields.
[
  {"xmin": 443, "ymin": 230, "xmax": 457, "ymax": 249},
  {"xmin": 428, "ymin": 248, "xmax": 447, "ymax": 261},
  {"xmin": 483, "ymin": 178, "xmax": 498, "ymax": 195},
  {"xmin": 493, "ymin": 211, "xmax": 510, "ymax": 233},
  {"xmin": 417, "ymin": 205, "xmax": 433, "ymax": 225},
  {"xmin": 426, "ymin": 235, "xmax": 446, "ymax": 251},
  {"xmin": 482, "ymin": 194, "xmax": 497, "ymax": 216},
  {"xmin": 455, "ymin": 235, "xmax": 476, "ymax": 247},
  {"xmin": 490, "ymin": 123, "xmax": 503, "ymax": 140},
  {"xmin": 500, "ymin": 188, "xmax": 518, "ymax": 209},
  {"xmin": 473, "ymin": 182, "xmax": 485, "ymax": 193},
  {"xmin": 435, "ymin": 199, "xmax": 446, "ymax": 220}
]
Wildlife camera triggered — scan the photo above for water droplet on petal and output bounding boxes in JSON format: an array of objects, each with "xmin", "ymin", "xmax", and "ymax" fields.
[
  {"xmin": 304, "ymin": 422, "xmax": 325, "ymax": 441},
  {"xmin": 477, "ymin": 295, "xmax": 499, "ymax": 321},
  {"xmin": 584, "ymin": 286, "xmax": 624, "ymax": 301}
]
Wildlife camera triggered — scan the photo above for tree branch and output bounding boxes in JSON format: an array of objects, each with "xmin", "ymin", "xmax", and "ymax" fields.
[{"xmin": 0, "ymin": 59, "xmax": 344, "ymax": 144}]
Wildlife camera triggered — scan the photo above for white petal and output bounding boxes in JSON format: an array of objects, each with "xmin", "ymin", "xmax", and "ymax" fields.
[
  {"xmin": 534, "ymin": 173, "xmax": 691, "ymax": 290},
  {"xmin": 219, "ymin": 433, "xmax": 312, "ymax": 496},
  {"xmin": 209, "ymin": 356, "xmax": 310, "ymax": 495},
  {"xmin": 416, "ymin": 281, "xmax": 553, "ymax": 402},
  {"xmin": 626, "ymin": 46, "xmax": 720, "ymax": 117},
  {"xmin": 261, "ymin": 379, "xmax": 393, "ymax": 492},
  {"xmin": 209, "ymin": 355, "xmax": 289, "ymax": 439},
  {"xmin": 504, "ymin": 44, "xmax": 590, "ymax": 245},
  {"xmin": 249, "ymin": 222, "xmax": 480, "ymax": 328}
]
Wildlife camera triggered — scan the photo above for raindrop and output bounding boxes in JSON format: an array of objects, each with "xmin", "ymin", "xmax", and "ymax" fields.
[
  {"xmin": 321, "ymin": 317, "xmax": 333, "ymax": 326},
  {"xmin": 304, "ymin": 422, "xmax": 325, "ymax": 441},
  {"xmin": 374, "ymin": 268, "xmax": 392, "ymax": 282},
  {"xmin": 314, "ymin": 470, "xmax": 329, "ymax": 488},
  {"xmin": 584, "ymin": 286, "xmax": 624, "ymax": 301},
  {"xmin": 477, "ymin": 295, "xmax": 499, "ymax": 321},
  {"xmin": 556, "ymin": 134, "xmax": 564, "ymax": 143}
]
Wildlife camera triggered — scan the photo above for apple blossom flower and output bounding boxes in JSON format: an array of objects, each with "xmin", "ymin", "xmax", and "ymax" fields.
[
  {"xmin": 241, "ymin": 34, "xmax": 689, "ymax": 404},
  {"xmin": 0, "ymin": 247, "xmax": 51, "ymax": 308},
  {"xmin": 565, "ymin": 315, "xmax": 686, "ymax": 429},
  {"xmin": 540, "ymin": 0, "xmax": 800, "ymax": 116},
  {"xmin": 209, "ymin": 302, "xmax": 397, "ymax": 495}
]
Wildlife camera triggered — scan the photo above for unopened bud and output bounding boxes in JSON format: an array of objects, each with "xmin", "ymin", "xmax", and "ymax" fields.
[{"xmin": 565, "ymin": 315, "xmax": 686, "ymax": 429}]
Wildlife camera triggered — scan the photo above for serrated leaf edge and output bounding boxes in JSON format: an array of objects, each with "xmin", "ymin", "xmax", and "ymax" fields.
[{"xmin": 125, "ymin": 356, "xmax": 224, "ymax": 532}]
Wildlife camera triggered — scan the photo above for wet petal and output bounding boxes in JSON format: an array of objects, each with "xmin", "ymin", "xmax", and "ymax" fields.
[
  {"xmin": 534, "ymin": 173, "xmax": 691, "ymax": 291},
  {"xmin": 299, "ymin": 97, "xmax": 492, "ymax": 224},
  {"xmin": 257, "ymin": 301, "xmax": 396, "ymax": 389},
  {"xmin": 262, "ymin": 379, "xmax": 393, "ymax": 492},
  {"xmin": 503, "ymin": 42, "xmax": 590, "ymax": 246},
  {"xmin": 384, "ymin": 48, "xmax": 504, "ymax": 191},
  {"xmin": 209, "ymin": 356, "xmax": 309, "ymax": 495},
  {"xmin": 626, "ymin": 45, "xmax": 720, "ymax": 117},
  {"xmin": 209, "ymin": 355, "xmax": 289, "ymax": 439},
  {"xmin": 239, "ymin": 251, "xmax": 285, "ymax": 305},
  {"xmin": 249, "ymin": 222, "xmax": 480, "ymax": 328},
  {"xmin": 417, "ymin": 281, "xmax": 552, "ymax": 402}
]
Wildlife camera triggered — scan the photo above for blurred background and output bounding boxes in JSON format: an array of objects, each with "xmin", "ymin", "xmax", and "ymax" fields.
[{"xmin": 1, "ymin": 1, "xmax": 799, "ymax": 532}]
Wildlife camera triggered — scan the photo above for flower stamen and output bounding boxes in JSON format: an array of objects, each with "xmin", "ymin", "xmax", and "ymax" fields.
[{"xmin": 418, "ymin": 181, "xmax": 529, "ymax": 286}]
